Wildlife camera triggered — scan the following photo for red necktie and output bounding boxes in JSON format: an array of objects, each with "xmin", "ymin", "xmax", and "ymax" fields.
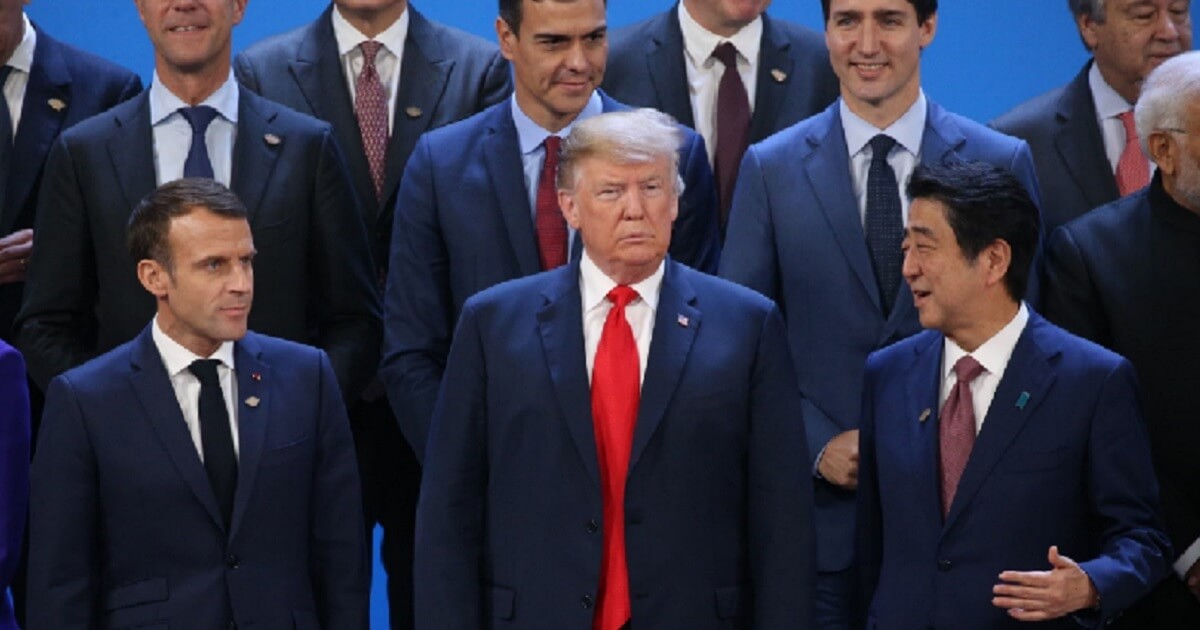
[
  {"xmin": 591, "ymin": 285, "xmax": 640, "ymax": 630},
  {"xmin": 355, "ymin": 40, "xmax": 389, "ymax": 202},
  {"xmin": 939, "ymin": 355, "xmax": 985, "ymax": 518},
  {"xmin": 535, "ymin": 136, "xmax": 568, "ymax": 270},
  {"xmin": 712, "ymin": 42, "xmax": 751, "ymax": 232},
  {"xmin": 1115, "ymin": 111, "xmax": 1149, "ymax": 197}
]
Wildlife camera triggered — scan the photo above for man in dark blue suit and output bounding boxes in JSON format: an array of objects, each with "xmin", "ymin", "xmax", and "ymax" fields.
[
  {"xmin": 382, "ymin": 0, "xmax": 721, "ymax": 461},
  {"xmin": 0, "ymin": 340, "xmax": 29, "ymax": 630},
  {"xmin": 15, "ymin": 0, "xmax": 380, "ymax": 402},
  {"xmin": 234, "ymin": 3, "xmax": 510, "ymax": 624},
  {"xmin": 858, "ymin": 161, "xmax": 1170, "ymax": 628},
  {"xmin": 718, "ymin": 1, "xmax": 1040, "ymax": 626},
  {"xmin": 992, "ymin": 0, "xmax": 1191, "ymax": 234},
  {"xmin": 415, "ymin": 108, "xmax": 812, "ymax": 630},
  {"xmin": 27, "ymin": 179, "xmax": 368, "ymax": 630}
]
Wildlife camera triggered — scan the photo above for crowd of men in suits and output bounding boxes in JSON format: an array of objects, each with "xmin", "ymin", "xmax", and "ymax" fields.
[{"xmin": 0, "ymin": 0, "xmax": 1197, "ymax": 628}]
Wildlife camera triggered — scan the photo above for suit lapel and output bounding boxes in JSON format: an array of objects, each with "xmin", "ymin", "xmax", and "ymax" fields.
[
  {"xmin": 1054, "ymin": 63, "xmax": 1119, "ymax": 210},
  {"xmin": 644, "ymin": 7, "xmax": 694, "ymax": 129},
  {"xmin": 127, "ymin": 327, "xmax": 226, "ymax": 532},
  {"xmin": 227, "ymin": 335, "xmax": 269, "ymax": 542},
  {"xmin": 483, "ymin": 101, "xmax": 541, "ymax": 276},
  {"xmin": 630, "ymin": 261, "xmax": 698, "ymax": 473},
  {"xmin": 749, "ymin": 15, "xmax": 792, "ymax": 143},
  {"xmin": 536, "ymin": 264, "xmax": 601, "ymax": 491},
  {"xmin": 905, "ymin": 332, "xmax": 947, "ymax": 528},
  {"xmin": 231, "ymin": 92, "xmax": 283, "ymax": 222},
  {"xmin": 105, "ymin": 93, "xmax": 157, "ymax": 215}
]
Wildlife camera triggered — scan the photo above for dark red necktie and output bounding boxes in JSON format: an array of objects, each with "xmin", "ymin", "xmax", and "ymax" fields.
[
  {"xmin": 591, "ymin": 286, "xmax": 640, "ymax": 630},
  {"xmin": 939, "ymin": 355, "xmax": 985, "ymax": 518},
  {"xmin": 535, "ymin": 135, "xmax": 568, "ymax": 270},
  {"xmin": 712, "ymin": 42, "xmax": 751, "ymax": 232},
  {"xmin": 355, "ymin": 40, "xmax": 389, "ymax": 202}
]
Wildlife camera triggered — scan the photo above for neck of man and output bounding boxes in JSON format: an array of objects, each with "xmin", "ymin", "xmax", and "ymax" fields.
[
  {"xmin": 335, "ymin": 1, "xmax": 408, "ymax": 39},
  {"xmin": 843, "ymin": 78, "xmax": 921, "ymax": 130},
  {"xmin": 681, "ymin": 0, "xmax": 752, "ymax": 38},
  {"xmin": 945, "ymin": 297, "xmax": 1020, "ymax": 353},
  {"xmin": 1162, "ymin": 173, "xmax": 1200, "ymax": 217},
  {"xmin": 516, "ymin": 92, "xmax": 586, "ymax": 134},
  {"xmin": 156, "ymin": 57, "xmax": 232, "ymax": 106},
  {"xmin": 1094, "ymin": 59, "xmax": 1139, "ymax": 105},
  {"xmin": 158, "ymin": 306, "xmax": 222, "ymax": 358},
  {"xmin": 0, "ymin": 14, "xmax": 25, "ymax": 67}
]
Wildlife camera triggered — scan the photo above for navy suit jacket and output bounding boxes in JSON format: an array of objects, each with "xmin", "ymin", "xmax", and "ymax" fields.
[
  {"xmin": 602, "ymin": 5, "xmax": 839, "ymax": 144},
  {"xmin": 414, "ymin": 258, "xmax": 813, "ymax": 629},
  {"xmin": 857, "ymin": 312, "xmax": 1171, "ymax": 628},
  {"xmin": 992, "ymin": 61, "xmax": 1119, "ymax": 235},
  {"xmin": 234, "ymin": 4, "xmax": 511, "ymax": 270},
  {"xmin": 0, "ymin": 25, "xmax": 142, "ymax": 342},
  {"xmin": 27, "ymin": 328, "xmax": 368, "ymax": 630},
  {"xmin": 381, "ymin": 93, "xmax": 721, "ymax": 458},
  {"xmin": 719, "ymin": 99, "xmax": 1042, "ymax": 572},
  {"xmin": 14, "ymin": 88, "xmax": 381, "ymax": 400},
  {"xmin": 0, "ymin": 341, "xmax": 29, "ymax": 630}
]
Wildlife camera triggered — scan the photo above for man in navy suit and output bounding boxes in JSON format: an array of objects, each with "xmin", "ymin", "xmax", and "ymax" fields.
[
  {"xmin": 718, "ymin": 1, "xmax": 1040, "ymax": 626},
  {"xmin": 14, "ymin": 0, "xmax": 380, "ymax": 402},
  {"xmin": 415, "ymin": 108, "xmax": 812, "ymax": 630},
  {"xmin": 234, "ymin": 2, "xmax": 510, "ymax": 624},
  {"xmin": 27, "ymin": 178, "xmax": 368, "ymax": 630},
  {"xmin": 0, "ymin": 340, "xmax": 29, "ymax": 630},
  {"xmin": 992, "ymin": 0, "xmax": 1191, "ymax": 234},
  {"xmin": 381, "ymin": 0, "xmax": 721, "ymax": 461},
  {"xmin": 859, "ymin": 160, "xmax": 1170, "ymax": 628},
  {"xmin": 1043, "ymin": 51, "xmax": 1200, "ymax": 628}
]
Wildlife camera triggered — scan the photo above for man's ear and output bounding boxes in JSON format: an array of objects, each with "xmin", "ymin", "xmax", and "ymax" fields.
[
  {"xmin": 558, "ymin": 189, "xmax": 581, "ymax": 230},
  {"xmin": 137, "ymin": 259, "xmax": 171, "ymax": 299},
  {"xmin": 1147, "ymin": 131, "xmax": 1178, "ymax": 178},
  {"xmin": 982, "ymin": 239, "xmax": 1012, "ymax": 289}
]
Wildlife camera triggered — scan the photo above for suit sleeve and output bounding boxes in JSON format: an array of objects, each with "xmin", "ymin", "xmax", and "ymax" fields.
[
  {"xmin": 855, "ymin": 357, "xmax": 883, "ymax": 621},
  {"xmin": 412, "ymin": 301, "xmax": 488, "ymax": 629},
  {"xmin": 381, "ymin": 136, "xmax": 450, "ymax": 461},
  {"xmin": 15, "ymin": 135, "xmax": 100, "ymax": 390},
  {"xmin": 669, "ymin": 131, "xmax": 721, "ymax": 274},
  {"xmin": 232, "ymin": 52, "xmax": 261, "ymax": 94},
  {"xmin": 116, "ymin": 72, "xmax": 144, "ymax": 103},
  {"xmin": 26, "ymin": 375, "xmax": 100, "ymax": 630},
  {"xmin": 308, "ymin": 127, "xmax": 383, "ymax": 402},
  {"xmin": 1076, "ymin": 360, "xmax": 1173, "ymax": 621},
  {"xmin": 0, "ymin": 345, "xmax": 30, "ymax": 597},
  {"xmin": 748, "ymin": 305, "xmax": 814, "ymax": 628},
  {"xmin": 310, "ymin": 350, "xmax": 371, "ymax": 629},
  {"xmin": 1041, "ymin": 226, "xmax": 1112, "ymax": 347}
]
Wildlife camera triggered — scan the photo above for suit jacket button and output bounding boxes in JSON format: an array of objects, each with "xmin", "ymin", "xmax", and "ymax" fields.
[
  {"xmin": 937, "ymin": 559, "xmax": 952, "ymax": 571},
  {"xmin": 227, "ymin": 555, "xmax": 239, "ymax": 569},
  {"xmin": 581, "ymin": 594, "xmax": 594, "ymax": 609},
  {"xmin": 586, "ymin": 519, "xmax": 599, "ymax": 534}
]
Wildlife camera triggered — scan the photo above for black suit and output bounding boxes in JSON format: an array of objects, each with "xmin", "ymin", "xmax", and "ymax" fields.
[
  {"xmin": 992, "ymin": 61, "xmax": 1119, "ymax": 235},
  {"xmin": 1043, "ymin": 174, "xmax": 1200, "ymax": 628}
]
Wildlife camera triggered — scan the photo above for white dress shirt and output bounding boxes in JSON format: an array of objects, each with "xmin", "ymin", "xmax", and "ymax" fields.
[
  {"xmin": 677, "ymin": 1, "xmax": 762, "ymax": 167},
  {"xmin": 939, "ymin": 303, "xmax": 1029, "ymax": 434},
  {"xmin": 580, "ymin": 251, "xmax": 663, "ymax": 387},
  {"xmin": 841, "ymin": 90, "xmax": 927, "ymax": 228},
  {"xmin": 148, "ymin": 71, "xmax": 239, "ymax": 186},
  {"xmin": 151, "ymin": 316, "xmax": 240, "ymax": 462},
  {"xmin": 1089, "ymin": 62, "xmax": 1155, "ymax": 178},
  {"xmin": 331, "ymin": 5, "xmax": 409, "ymax": 134},
  {"xmin": 2, "ymin": 13, "xmax": 35, "ymax": 135}
]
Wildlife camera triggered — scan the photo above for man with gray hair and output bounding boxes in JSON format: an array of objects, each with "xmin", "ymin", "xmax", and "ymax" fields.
[
  {"xmin": 993, "ymin": 0, "xmax": 1192, "ymax": 234},
  {"xmin": 414, "ymin": 108, "xmax": 813, "ymax": 630},
  {"xmin": 1044, "ymin": 50, "xmax": 1200, "ymax": 627}
]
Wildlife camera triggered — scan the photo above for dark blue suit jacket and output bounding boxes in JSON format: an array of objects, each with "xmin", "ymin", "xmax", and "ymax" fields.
[
  {"xmin": 27, "ymin": 328, "xmax": 368, "ymax": 630},
  {"xmin": 0, "ymin": 25, "xmax": 142, "ymax": 342},
  {"xmin": 719, "ymin": 99, "xmax": 1042, "ymax": 573},
  {"xmin": 14, "ymin": 88, "xmax": 381, "ymax": 400},
  {"xmin": 414, "ymin": 258, "xmax": 813, "ymax": 629},
  {"xmin": 234, "ymin": 4, "xmax": 511, "ymax": 270},
  {"xmin": 381, "ymin": 93, "xmax": 721, "ymax": 458},
  {"xmin": 0, "ymin": 341, "xmax": 29, "ymax": 630},
  {"xmin": 857, "ymin": 312, "xmax": 1171, "ymax": 628},
  {"xmin": 603, "ymin": 5, "xmax": 838, "ymax": 144}
]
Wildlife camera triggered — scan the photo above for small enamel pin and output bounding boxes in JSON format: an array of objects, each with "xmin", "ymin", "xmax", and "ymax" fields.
[
  {"xmin": 244, "ymin": 396, "xmax": 261, "ymax": 408},
  {"xmin": 263, "ymin": 133, "xmax": 281, "ymax": 146},
  {"xmin": 677, "ymin": 314, "xmax": 689, "ymax": 328},
  {"xmin": 1015, "ymin": 391, "xmax": 1030, "ymax": 409},
  {"xmin": 48, "ymin": 98, "xmax": 67, "ymax": 112},
  {"xmin": 770, "ymin": 68, "xmax": 787, "ymax": 83},
  {"xmin": 251, "ymin": 372, "xmax": 262, "ymax": 382},
  {"xmin": 918, "ymin": 408, "xmax": 931, "ymax": 423},
  {"xmin": 405, "ymin": 106, "xmax": 423, "ymax": 119}
]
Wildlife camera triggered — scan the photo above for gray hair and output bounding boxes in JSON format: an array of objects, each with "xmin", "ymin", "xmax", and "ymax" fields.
[
  {"xmin": 556, "ymin": 108, "xmax": 685, "ymax": 195},
  {"xmin": 1068, "ymin": 0, "xmax": 1106, "ymax": 21},
  {"xmin": 1135, "ymin": 50, "xmax": 1200, "ymax": 156}
]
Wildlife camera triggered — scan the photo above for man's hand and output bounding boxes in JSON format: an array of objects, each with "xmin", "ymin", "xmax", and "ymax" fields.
[
  {"xmin": 992, "ymin": 546, "xmax": 1100, "ymax": 621},
  {"xmin": 1185, "ymin": 558, "xmax": 1200, "ymax": 600},
  {"xmin": 817, "ymin": 429, "xmax": 859, "ymax": 490},
  {"xmin": 0, "ymin": 229, "xmax": 33, "ymax": 285}
]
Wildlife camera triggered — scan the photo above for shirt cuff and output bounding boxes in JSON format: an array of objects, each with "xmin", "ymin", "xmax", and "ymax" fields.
[
  {"xmin": 1173, "ymin": 536, "xmax": 1200, "ymax": 579},
  {"xmin": 813, "ymin": 443, "xmax": 829, "ymax": 479}
]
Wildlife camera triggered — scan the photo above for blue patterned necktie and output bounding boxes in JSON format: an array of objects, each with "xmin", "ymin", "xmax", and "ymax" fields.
[
  {"xmin": 179, "ymin": 105, "xmax": 220, "ymax": 179},
  {"xmin": 865, "ymin": 134, "xmax": 903, "ymax": 315}
]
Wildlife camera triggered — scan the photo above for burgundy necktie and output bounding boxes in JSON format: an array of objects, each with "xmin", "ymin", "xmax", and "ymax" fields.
[
  {"xmin": 712, "ymin": 42, "xmax": 751, "ymax": 233},
  {"xmin": 355, "ymin": 40, "xmax": 389, "ymax": 202},
  {"xmin": 1115, "ymin": 111, "xmax": 1149, "ymax": 196},
  {"xmin": 939, "ymin": 355, "xmax": 985, "ymax": 518},
  {"xmin": 591, "ymin": 286, "xmax": 640, "ymax": 630},
  {"xmin": 535, "ymin": 135, "xmax": 568, "ymax": 270}
]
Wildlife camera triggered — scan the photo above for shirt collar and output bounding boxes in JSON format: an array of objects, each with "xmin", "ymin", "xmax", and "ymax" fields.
[
  {"xmin": 1088, "ymin": 60, "xmax": 1134, "ymax": 121},
  {"xmin": 330, "ymin": 4, "xmax": 410, "ymax": 59},
  {"xmin": 942, "ymin": 302, "xmax": 1029, "ymax": 382},
  {"xmin": 677, "ymin": 1, "xmax": 763, "ymax": 70},
  {"xmin": 840, "ymin": 89, "xmax": 927, "ymax": 158},
  {"xmin": 579, "ymin": 250, "xmax": 665, "ymax": 315},
  {"xmin": 151, "ymin": 315, "xmax": 237, "ymax": 379},
  {"xmin": 5, "ymin": 14, "xmax": 35, "ymax": 74},
  {"xmin": 511, "ymin": 90, "xmax": 604, "ymax": 156},
  {"xmin": 149, "ymin": 70, "xmax": 240, "ymax": 126}
]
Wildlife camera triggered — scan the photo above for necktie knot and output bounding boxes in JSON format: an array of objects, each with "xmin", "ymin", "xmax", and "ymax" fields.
[
  {"xmin": 869, "ymin": 134, "xmax": 896, "ymax": 165},
  {"xmin": 711, "ymin": 42, "xmax": 740, "ymax": 68},
  {"xmin": 543, "ymin": 134, "xmax": 562, "ymax": 157},
  {"xmin": 360, "ymin": 40, "xmax": 383, "ymax": 67},
  {"xmin": 179, "ymin": 105, "xmax": 219, "ymax": 136},
  {"xmin": 1117, "ymin": 110, "xmax": 1138, "ymax": 144},
  {"xmin": 607, "ymin": 285, "xmax": 638, "ymax": 311},
  {"xmin": 952, "ymin": 355, "xmax": 985, "ymax": 385},
  {"xmin": 188, "ymin": 358, "xmax": 223, "ymax": 386}
]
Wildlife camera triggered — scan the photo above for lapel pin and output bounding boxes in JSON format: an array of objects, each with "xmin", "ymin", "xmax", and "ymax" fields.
[
  {"xmin": 1015, "ymin": 391, "xmax": 1030, "ymax": 409},
  {"xmin": 405, "ymin": 106, "xmax": 423, "ymax": 119},
  {"xmin": 770, "ymin": 68, "xmax": 787, "ymax": 83},
  {"xmin": 263, "ymin": 133, "xmax": 281, "ymax": 146},
  {"xmin": 48, "ymin": 98, "xmax": 67, "ymax": 112},
  {"xmin": 244, "ymin": 396, "xmax": 261, "ymax": 408},
  {"xmin": 919, "ymin": 408, "xmax": 931, "ymax": 423},
  {"xmin": 251, "ymin": 372, "xmax": 262, "ymax": 382},
  {"xmin": 677, "ymin": 314, "xmax": 689, "ymax": 328}
]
